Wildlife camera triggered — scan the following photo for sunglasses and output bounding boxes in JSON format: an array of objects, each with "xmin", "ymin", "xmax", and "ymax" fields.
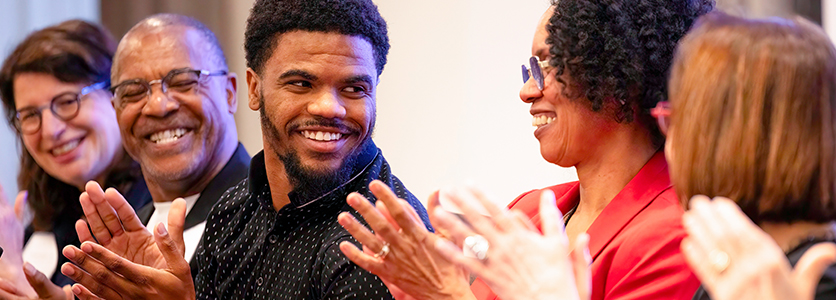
[{"xmin": 521, "ymin": 56, "xmax": 551, "ymax": 90}]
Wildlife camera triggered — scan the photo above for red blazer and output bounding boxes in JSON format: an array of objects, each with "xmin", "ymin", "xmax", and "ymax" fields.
[{"xmin": 471, "ymin": 152, "xmax": 699, "ymax": 300}]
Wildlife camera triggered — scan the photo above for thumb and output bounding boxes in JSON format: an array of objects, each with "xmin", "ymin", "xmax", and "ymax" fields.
[
  {"xmin": 167, "ymin": 198, "xmax": 187, "ymax": 256},
  {"xmin": 14, "ymin": 190, "xmax": 27, "ymax": 220},
  {"xmin": 153, "ymin": 222, "xmax": 191, "ymax": 279},
  {"xmin": 792, "ymin": 242, "xmax": 836, "ymax": 298},
  {"xmin": 23, "ymin": 262, "xmax": 66, "ymax": 299},
  {"xmin": 62, "ymin": 285, "xmax": 73, "ymax": 300}
]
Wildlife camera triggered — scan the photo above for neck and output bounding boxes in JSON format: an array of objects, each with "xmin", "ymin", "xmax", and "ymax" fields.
[
  {"xmin": 760, "ymin": 221, "xmax": 836, "ymax": 253},
  {"xmin": 263, "ymin": 149, "xmax": 293, "ymax": 211},
  {"xmin": 575, "ymin": 123, "xmax": 658, "ymax": 216},
  {"xmin": 146, "ymin": 140, "xmax": 237, "ymax": 203}
]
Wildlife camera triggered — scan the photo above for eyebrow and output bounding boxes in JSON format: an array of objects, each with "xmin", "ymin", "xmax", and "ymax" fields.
[
  {"xmin": 535, "ymin": 48, "xmax": 547, "ymax": 59},
  {"xmin": 279, "ymin": 69, "xmax": 318, "ymax": 81},
  {"xmin": 343, "ymin": 75, "xmax": 374, "ymax": 86}
]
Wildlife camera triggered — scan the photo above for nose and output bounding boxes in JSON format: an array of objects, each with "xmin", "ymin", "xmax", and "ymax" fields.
[
  {"xmin": 519, "ymin": 76, "xmax": 543, "ymax": 103},
  {"xmin": 40, "ymin": 110, "xmax": 67, "ymax": 139},
  {"xmin": 307, "ymin": 90, "xmax": 346, "ymax": 119},
  {"xmin": 141, "ymin": 84, "xmax": 180, "ymax": 117}
]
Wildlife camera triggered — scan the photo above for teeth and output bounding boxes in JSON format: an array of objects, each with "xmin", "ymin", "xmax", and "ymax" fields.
[
  {"xmin": 303, "ymin": 130, "xmax": 343, "ymax": 141},
  {"xmin": 149, "ymin": 128, "xmax": 188, "ymax": 144},
  {"xmin": 532, "ymin": 115, "xmax": 555, "ymax": 127},
  {"xmin": 53, "ymin": 139, "xmax": 80, "ymax": 155}
]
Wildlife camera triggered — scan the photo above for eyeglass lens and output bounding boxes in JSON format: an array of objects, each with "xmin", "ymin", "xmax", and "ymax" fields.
[{"xmin": 112, "ymin": 69, "xmax": 202, "ymax": 108}]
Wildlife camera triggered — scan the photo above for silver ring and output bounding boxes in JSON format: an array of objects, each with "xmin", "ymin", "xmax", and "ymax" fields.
[
  {"xmin": 374, "ymin": 242, "xmax": 390, "ymax": 259},
  {"xmin": 463, "ymin": 235, "xmax": 489, "ymax": 261}
]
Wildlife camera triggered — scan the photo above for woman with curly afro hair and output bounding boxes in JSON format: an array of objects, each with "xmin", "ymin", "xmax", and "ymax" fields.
[{"xmin": 336, "ymin": 0, "xmax": 714, "ymax": 300}]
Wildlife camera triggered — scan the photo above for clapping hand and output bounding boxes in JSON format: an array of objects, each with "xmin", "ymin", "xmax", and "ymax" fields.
[
  {"xmin": 681, "ymin": 195, "xmax": 836, "ymax": 300},
  {"xmin": 430, "ymin": 188, "xmax": 591, "ymax": 300}
]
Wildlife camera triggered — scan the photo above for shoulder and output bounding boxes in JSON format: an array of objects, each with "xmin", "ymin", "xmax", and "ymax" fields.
[{"xmin": 507, "ymin": 182, "xmax": 580, "ymax": 217}]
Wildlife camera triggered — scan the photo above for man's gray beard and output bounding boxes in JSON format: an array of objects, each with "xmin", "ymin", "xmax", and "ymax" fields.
[{"xmin": 259, "ymin": 102, "xmax": 368, "ymax": 201}]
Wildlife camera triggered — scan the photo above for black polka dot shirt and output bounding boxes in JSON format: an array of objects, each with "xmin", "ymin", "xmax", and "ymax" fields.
[{"xmin": 194, "ymin": 143, "xmax": 432, "ymax": 299}]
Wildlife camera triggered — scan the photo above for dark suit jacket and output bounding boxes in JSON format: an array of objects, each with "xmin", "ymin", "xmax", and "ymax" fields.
[{"xmin": 136, "ymin": 143, "xmax": 249, "ymax": 278}]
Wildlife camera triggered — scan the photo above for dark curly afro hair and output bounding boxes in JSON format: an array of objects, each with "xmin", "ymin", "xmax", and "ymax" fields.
[
  {"xmin": 245, "ymin": 0, "xmax": 389, "ymax": 76},
  {"xmin": 547, "ymin": 0, "xmax": 714, "ymax": 127}
]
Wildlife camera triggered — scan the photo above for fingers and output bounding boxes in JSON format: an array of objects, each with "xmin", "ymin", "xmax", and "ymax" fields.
[
  {"xmin": 430, "ymin": 207, "xmax": 476, "ymax": 246},
  {"xmin": 337, "ymin": 212, "xmax": 387, "ymax": 253},
  {"xmin": 166, "ymin": 199, "xmax": 187, "ymax": 256},
  {"xmin": 538, "ymin": 190, "xmax": 566, "ymax": 239},
  {"xmin": 80, "ymin": 182, "xmax": 114, "ymax": 245},
  {"xmin": 570, "ymin": 233, "xmax": 591, "ymax": 300},
  {"xmin": 23, "ymin": 262, "xmax": 66, "ymax": 298},
  {"xmin": 338, "ymin": 241, "xmax": 384, "ymax": 274},
  {"xmin": 0, "ymin": 277, "xmax": 23, "ymax": 297},
  {"xmin": 682, "ymin": 196, "xmax": 729, "ymax": 258},
  {"xmin": 61, "ymin": 245, "xmax": 134, "ymax": 299},
  {"xmin": 368, "ymin": 181, "xmax": 425, "ymax": 238},
  {"xmin": 13, "ymin": 191, "xmax": 26, "ymax": 220},
  {"xmin": 433, "ymin": 238, "xmax": 489, "ymax": 282},
  {"xmin": 793, "ymin": 242, "xmax": 836, "ymax": 297},
  {"xmin": 60, "ymin": 262, "xmax": 121, "ymax": 300},
  {"xmin": 76, "ymin": 219, "xmax": 96, "ymax": 244},
  {"xmin": 344, "ymin": 192, "xmax": 405, "ymax": 247},
  {"xmin": 71, "ymin": 284, "xmax": 106, "ymax": 300},
  {"xmin": 103, "ymin": 188, "xmax": 145, "ymax": 232},
  {"xmin": 153, "ymin": 223, "xmax": 191, "ymax": 280},
  {"xmin": 680, "ymin": 237, "xmax": 716, "ymax": 288},
  {"xmin": 442, "ymin": 189, "xmax": 502, "ymax": 237}
]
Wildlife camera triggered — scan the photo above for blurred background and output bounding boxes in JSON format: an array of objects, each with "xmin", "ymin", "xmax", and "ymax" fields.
[{"xmin": 0, "ymin": 0, "xmax": 830, "ymax": 205}]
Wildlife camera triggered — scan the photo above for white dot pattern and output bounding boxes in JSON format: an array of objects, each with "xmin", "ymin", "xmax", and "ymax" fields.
[{"xmin": 194, "ymin": 149, "xmax": 432, "ymax": 299}]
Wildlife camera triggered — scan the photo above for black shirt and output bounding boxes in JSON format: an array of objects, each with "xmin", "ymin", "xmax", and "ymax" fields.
[
  {"xmin": 691, "ymin": 238, "xmax": 836, "ymax": 300},
  {"xmin": 194, "ymin": 142, "xmax": 432, "ymax": 299}
]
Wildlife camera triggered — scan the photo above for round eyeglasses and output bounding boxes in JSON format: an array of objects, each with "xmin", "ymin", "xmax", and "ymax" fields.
[
  {"xmin": 522, "ymin": 56, "xmax": 551, "ymax": 90},
  {"xmin": 14, "ymin": 81, "xmax": 109, "ymax": 134},
  {"xmin": 650, "ymin": 101, "xmax": 671, "ymax": 135},
  {"xmin": 110, "ymin": 68, "xmax": 228, "ymax": 110}
]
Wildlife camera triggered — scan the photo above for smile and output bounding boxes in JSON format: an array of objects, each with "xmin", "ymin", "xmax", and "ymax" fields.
[
  {"xmin": 532, "ymin": 115, "xmax": 555, "ymax": 127},
  {"xmin": 51, "ymin": 138, "xmax": 82, "ymax": 156},
  {"xmin": 149, "ymin": 128, "xmax": 189, "ymax": 144},
  {"xmin": 302, "ymin": 130, "xmax": 343, "ymax": 141}
]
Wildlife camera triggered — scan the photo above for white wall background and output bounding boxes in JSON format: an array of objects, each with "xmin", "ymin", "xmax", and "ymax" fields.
[
  {"xmin": 0, "ymin": 0, "xmax": 100, "ymax": 203},
  {"xmin": 229, "ymin": 0, "xmax": 578, "ymax": 205}
]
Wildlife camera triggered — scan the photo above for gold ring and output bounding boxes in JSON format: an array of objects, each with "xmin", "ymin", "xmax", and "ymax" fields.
[{"xmin": 709, "ymin": 250, "xmax": 730, "ymax": 274}]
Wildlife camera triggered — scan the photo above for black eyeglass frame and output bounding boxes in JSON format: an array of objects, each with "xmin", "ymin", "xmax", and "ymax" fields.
[{"xmin": 13, "ymin": 81, "xmax": 109, "ymax": 134}]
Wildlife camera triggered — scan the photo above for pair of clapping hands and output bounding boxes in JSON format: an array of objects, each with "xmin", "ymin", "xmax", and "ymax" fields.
[
  {"xmin": 10, "ymin": 181, "xmax": 196, "ymax": 300},
  {"xmin": 340, "ymin": 181, "xmax": 836, "ymax": 300}
]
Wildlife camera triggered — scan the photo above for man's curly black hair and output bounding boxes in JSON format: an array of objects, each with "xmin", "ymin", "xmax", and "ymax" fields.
[
  {"xmin": 245, "ymin": 0, "xmax": 389, "ymax": 76},
  {"xmin": 547, "ymin": 0, "xmax": 714, "ymax": 126}
]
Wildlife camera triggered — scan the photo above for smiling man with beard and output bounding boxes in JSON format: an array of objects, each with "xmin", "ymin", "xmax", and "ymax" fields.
[{"xmin": 56, "ymin": 0, "xmax": 431, "ymax": 299}]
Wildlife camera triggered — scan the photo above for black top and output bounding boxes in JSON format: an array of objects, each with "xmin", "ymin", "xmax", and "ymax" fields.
[
  {"xmin": 136, "ymin": 142, "xmax": 250, "ymax": 277},
  {"xmin": 23, "ymin": 175, "xmax": 151, "ymax": 287},
  {"xmin": 194, "ymin": 141, "xmax": 432, "ymax": 299},
  {"xmin": 692, "ymin": 238, "xmax": 836, "ymax": 300}
]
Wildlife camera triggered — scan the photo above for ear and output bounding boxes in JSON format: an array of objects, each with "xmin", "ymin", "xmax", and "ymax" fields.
[
  {"xmin": 246, "ymin": 68, "xmax": 261, "ymax": 112},
  {"xmin": 225, "ymin": 72, "xmax": 238, "ymax": 114}
]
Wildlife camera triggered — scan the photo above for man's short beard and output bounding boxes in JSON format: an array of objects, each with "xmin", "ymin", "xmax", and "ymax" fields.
[{"xmin": 259, "ymin": 98, "xmax": 370, "ymax": 201}]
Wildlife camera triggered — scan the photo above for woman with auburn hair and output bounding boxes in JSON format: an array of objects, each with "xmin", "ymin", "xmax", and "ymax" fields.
[
  {"xmin": 0, "ymin": 20, "xmax": 150, "ymax": 298},
  {"xmin": 661, "ymin": 11, "xmax": 836, "ymax": 299}
]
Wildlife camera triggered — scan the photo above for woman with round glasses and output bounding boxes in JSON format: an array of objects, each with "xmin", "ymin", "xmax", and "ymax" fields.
[
  {"xmin": 335, "ymin": 0, "xmax": 714, "ymax": 299},
  {"xmin": 0, "ymin": 20, "xmax": 150, "ymax": 297}
]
